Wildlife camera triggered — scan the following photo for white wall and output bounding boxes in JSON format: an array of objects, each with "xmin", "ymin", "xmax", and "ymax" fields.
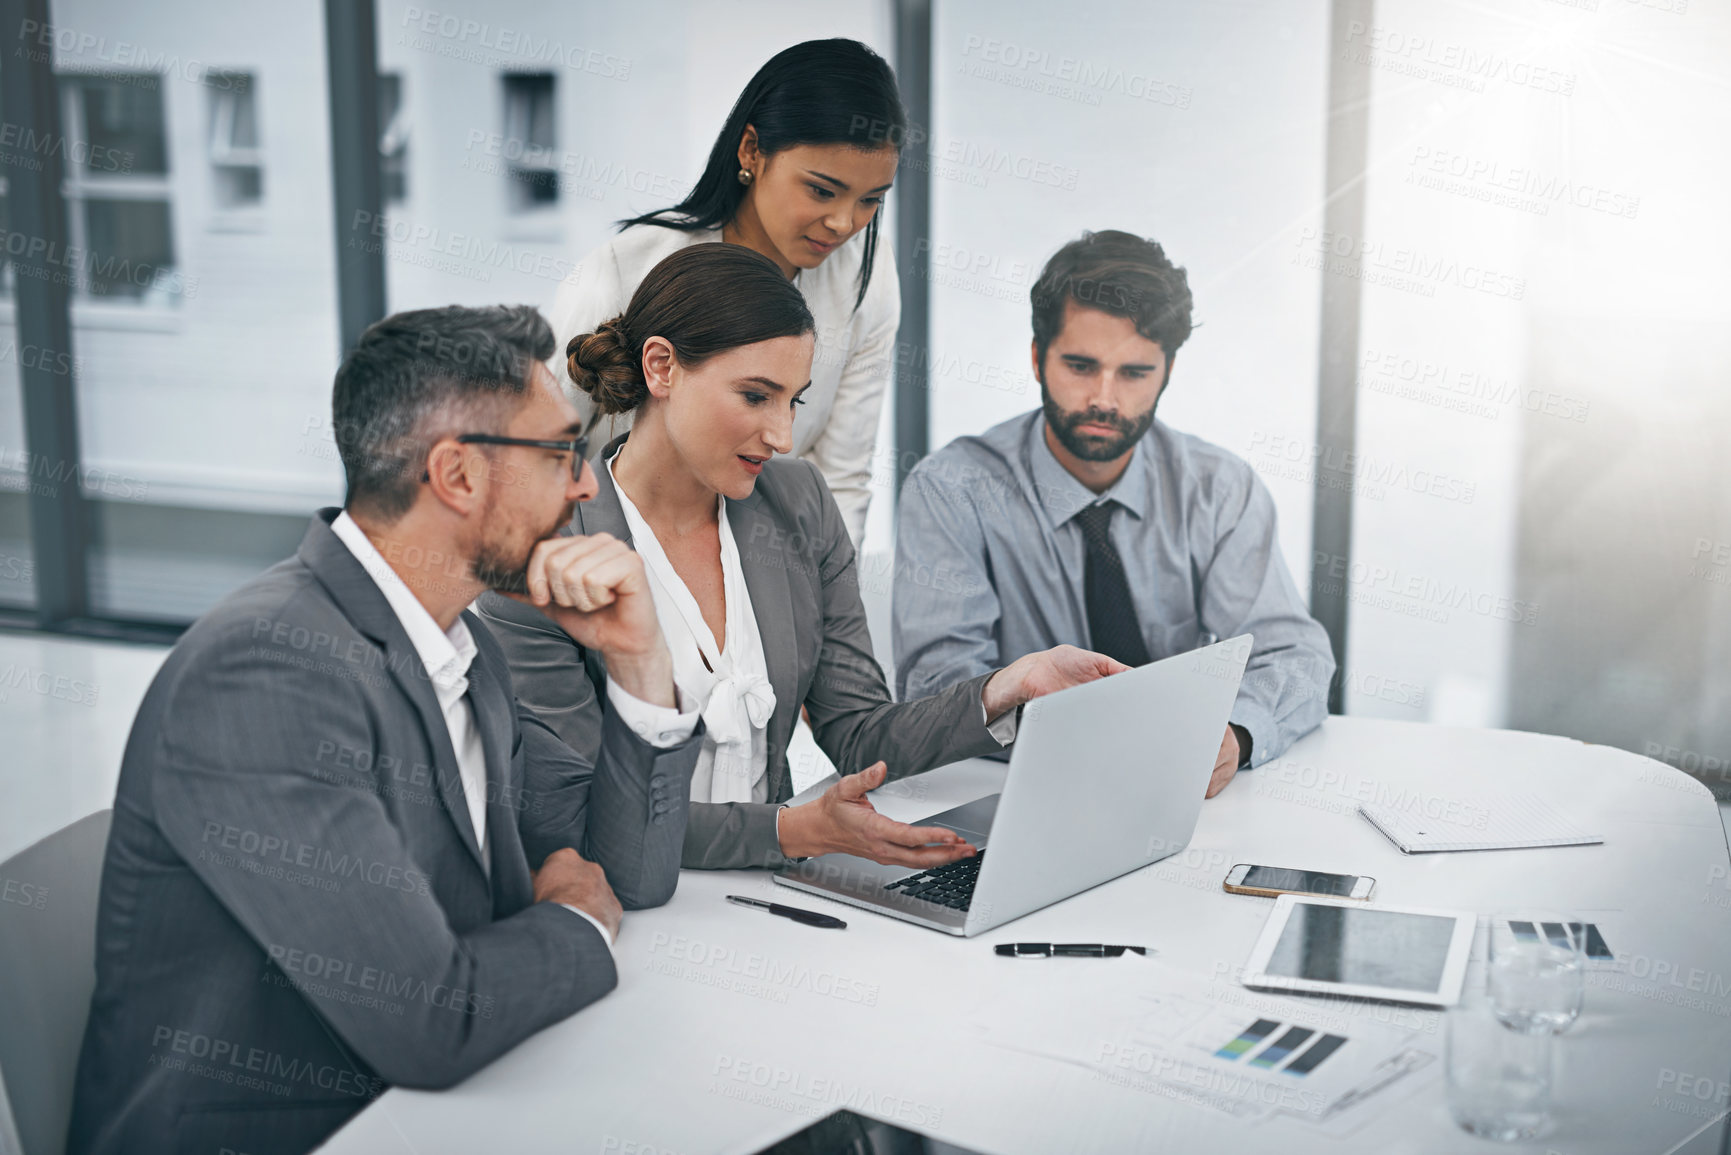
[{"xmin": 921, "ymin": 0, "xmax": 1331, "ymax": 592}]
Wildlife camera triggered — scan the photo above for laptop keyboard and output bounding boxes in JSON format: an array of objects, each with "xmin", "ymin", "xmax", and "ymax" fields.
[{"xmin": 883, "ymin": 850, "xmax": 985, "ymax": 910}]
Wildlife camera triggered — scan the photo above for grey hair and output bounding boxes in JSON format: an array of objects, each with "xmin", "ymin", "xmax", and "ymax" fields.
[{"xmin": 331, "ymin": 304, "xmax": 556, "ymax": 521}]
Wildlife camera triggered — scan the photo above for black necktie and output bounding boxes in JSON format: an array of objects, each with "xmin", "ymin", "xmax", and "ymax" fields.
[{"xmin": 1074, "ymin": 501, "xmax": 1151, "ymax": 667}]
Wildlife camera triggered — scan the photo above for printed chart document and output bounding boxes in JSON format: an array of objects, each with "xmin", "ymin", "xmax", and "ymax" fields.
[
  {"xmin": 1358, "ymin": 791, "xmax": 1602, "ymax": 854},
  {"xmin": 965, "ymin": 959, "xmax": 1435, "ymax": 1127}
]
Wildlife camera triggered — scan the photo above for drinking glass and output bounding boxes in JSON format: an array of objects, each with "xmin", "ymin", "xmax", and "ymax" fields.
[
  {"xmin": 1488, "ymin": 911, "xmax": 1584, "ymax": 1033},
  {"xmin": 1447, "ymin": 994, "xmax": 1554, "ymax": 1141}
]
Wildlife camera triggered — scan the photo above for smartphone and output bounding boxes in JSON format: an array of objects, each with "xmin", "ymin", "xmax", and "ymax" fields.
[{"xmin": 1223, "ymin": 863, "xmax": 1375, "ymax": 900}]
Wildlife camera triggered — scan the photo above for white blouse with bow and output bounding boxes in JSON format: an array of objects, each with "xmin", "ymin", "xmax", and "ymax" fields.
[{"xmin": 608, "ymin": 455, "xmax": 775, "ymax": 803}]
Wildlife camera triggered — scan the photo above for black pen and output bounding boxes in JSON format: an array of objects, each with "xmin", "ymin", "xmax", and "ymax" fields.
[
  {"xmin": 726, "ymin": 895, "xmax": 847, "ymax": 929},
  {"xmin": 995, "ymin": 943, "xmax": 1149, "ymax": 957}
]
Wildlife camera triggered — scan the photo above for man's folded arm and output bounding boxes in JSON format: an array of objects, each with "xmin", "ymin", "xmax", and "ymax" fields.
[
  {"xmin": 515, "ymin": 686, "xmax": 702, "ymax": 910},
  {"xmin": 477, "ymin": 592, "xmax": 729, "ymax": 876},
  {"xmin": 475, "ymin": 592, "xmax": 704, "ymax": 902},
  {"xmin": 151, "ymin": 641, "xmax": 615, "ymax": 1090}
]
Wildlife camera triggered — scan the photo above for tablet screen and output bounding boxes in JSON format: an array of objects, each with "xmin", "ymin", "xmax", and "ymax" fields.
[{"xmin": 1263, "ymin": 902, "xmax": 1458, "ymax": 993}]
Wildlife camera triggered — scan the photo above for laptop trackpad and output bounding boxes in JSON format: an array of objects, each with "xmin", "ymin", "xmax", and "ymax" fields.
[{"xmin": 917, "ymin": 794, "xmax": 1000, "ymax": 845}]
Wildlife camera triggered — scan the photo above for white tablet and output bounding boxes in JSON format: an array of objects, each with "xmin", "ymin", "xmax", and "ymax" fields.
[{"xmin": 1241, "ymin": 894, "xmax": 1476, "ymax": 1008}]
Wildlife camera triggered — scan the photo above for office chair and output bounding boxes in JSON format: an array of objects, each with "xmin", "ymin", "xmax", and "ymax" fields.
[{"xmin": 0, "ymin": 811, "xmax": 113, "ymax": 1155}]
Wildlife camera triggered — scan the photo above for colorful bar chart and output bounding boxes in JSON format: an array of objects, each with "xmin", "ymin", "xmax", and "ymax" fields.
[
  {"xmin": 1212, "ymin": 1018, "xmax": 1280, "ymax": 1060},
  {"xmin": 1212, "ymin": 1018, "xmax": 1352, "ymax": 1076},
  {"xmin": 1506, "ymin": 918, "xmax": 1614, "ymax": 960},
  {"xmin": 1248, "ymin": 1026, "xmax": 1315, "ymax": 1069},
  {"xmin": 1283, "ymin": 1033, "xmax": 1348, "ymax": 1076}
]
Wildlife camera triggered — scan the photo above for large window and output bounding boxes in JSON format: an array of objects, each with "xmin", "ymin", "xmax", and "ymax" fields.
[
  {"xmin": 205, "ymin": 70, "xmax": 263, "ymax": 211},
  {"xmin": 59, "ymin": 73, "xmax": 179, "ymax": 304},
  {"xmin": 501, "ymin": 72, "xmax": 558, "ymax": 213},
  {"xmin": 378, "ymin": 72, "xmax": 408, "ymax": 205},
  {"xmin": 0, "ymin": 378, "xmax": 29, "ymax": 609},
  {"xmin": 0, "ymin": 1, "xmax": 345, "ymax": 629},
  {"xmin": 0, "ymin": 174, "xmax": 12, "ymax": 300},
  {"xmin": 1335, "ymin": 0, "xmax": 1731, "ymax": 795}
]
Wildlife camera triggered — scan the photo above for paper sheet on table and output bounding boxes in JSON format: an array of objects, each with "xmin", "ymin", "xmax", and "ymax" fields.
[
  {"xmin": 966, "ymin": 959, "xmax": 1429, "ymax": 1125},
  {"xmin": 1358, "ymin": 792, "xmax": 1602, "ymax": 853}
]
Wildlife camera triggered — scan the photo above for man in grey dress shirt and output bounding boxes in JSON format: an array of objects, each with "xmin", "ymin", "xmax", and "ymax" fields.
[{"xmin": 894, "ymin": 230, "xmax": 1335, "ymax": 796}]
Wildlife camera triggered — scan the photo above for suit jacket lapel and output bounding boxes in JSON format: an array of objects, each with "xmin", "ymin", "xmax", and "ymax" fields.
[
  {"xmin": 464, "ymin": 634, "xmax": 529, "ymax": 907},
  {"xmin": 397, "ymin": 655, "xmax": 489, "ymax": 878},
  {"xmin": 576, "ymin": 441, "xmax": 632, "ymax": 543},
  {"xmin": 728, "ymin": 493, "xmax": 798, "ymax": 802},
  {"xmin": 298, "ymin": 510, "xmax": 488, "ymax": 877}
]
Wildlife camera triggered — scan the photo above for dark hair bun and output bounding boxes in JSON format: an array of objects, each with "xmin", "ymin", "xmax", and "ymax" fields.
[{"xmin": 566, "ymin": 315, "xmax": 647, "ymax": 414}]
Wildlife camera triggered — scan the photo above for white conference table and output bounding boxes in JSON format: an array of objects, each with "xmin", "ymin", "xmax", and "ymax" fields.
[{"xmin": 320, "ymin": 718, "xmax": 1731, "ymax": 1155}]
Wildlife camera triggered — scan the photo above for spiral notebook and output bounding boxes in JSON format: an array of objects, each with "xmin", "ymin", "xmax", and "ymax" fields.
[{"xmin": 1357, "ymin": 792, "xmax": 1603, "ymax": 854}]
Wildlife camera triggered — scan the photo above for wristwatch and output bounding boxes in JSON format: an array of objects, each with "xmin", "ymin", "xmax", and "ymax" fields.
[{"xmin": 1232, "ymin": 723, "xmax": 1254, "ymax": 768}]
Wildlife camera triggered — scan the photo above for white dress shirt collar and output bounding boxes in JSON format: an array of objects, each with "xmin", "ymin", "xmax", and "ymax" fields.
[
  {"xmin": 329, "ymin": 511, "xmax": 477, "ymax": 694},
  {"xmin": 330, "ymin": 511, "xmax": 489, "ymax": 862},
  {"xmin": 1027, "ymin": 412, "xmax": 1151, "ymax": 526}
]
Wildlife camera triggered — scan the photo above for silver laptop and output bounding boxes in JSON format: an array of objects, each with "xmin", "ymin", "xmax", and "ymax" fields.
[{"xmin": 774, "ymin": 635, "xmax": 1251, "ymax": 935}]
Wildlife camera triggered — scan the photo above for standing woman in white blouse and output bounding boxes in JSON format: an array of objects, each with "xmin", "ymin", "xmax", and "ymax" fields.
[
  {"xmin": 480, "ymin": 245, "xmax": 1124, "ymax": 871},
  {"xmin": 547, "ymin": 37, "xmax": 905, "ymax": 545}
]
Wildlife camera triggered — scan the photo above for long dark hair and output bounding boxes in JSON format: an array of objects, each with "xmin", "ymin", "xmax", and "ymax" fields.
[
  {"xmin": 567, "ymin": 245, "xmax": 815, "ymax": 415},
  {"xmin": 619, "ymin": 38, "xmax": 906, "ymax": 311}
]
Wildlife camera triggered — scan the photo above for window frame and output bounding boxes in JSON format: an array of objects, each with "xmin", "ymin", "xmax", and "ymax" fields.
[
  {"xmin": 204, "ymin": 69, "xmax": 264, "ymax": 218},
  {"xmin": 500, "ymin": 71, "xmax": 559, "ymax": 216},
  {"xmin": 57, "ymin": 70, "xmax": 181, "ymax": 307},
  {"xmin": 378, "ymin": 72, "xmax": 408, "ymax": 206}
]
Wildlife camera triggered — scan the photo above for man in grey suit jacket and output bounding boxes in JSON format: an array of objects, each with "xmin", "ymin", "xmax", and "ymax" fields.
[{"xmin": 69, "ymin": 306, "xmax": 702, "ymax": 1155}]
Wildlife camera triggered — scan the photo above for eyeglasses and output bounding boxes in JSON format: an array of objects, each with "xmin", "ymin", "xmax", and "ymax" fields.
[{"xmin": 448, "ymin": 432, "xmax": 590, "ymax": 483}]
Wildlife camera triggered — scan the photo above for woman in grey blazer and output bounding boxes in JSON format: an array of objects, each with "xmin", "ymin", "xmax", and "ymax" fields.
[{"xmin": 480, "ymin": 245, "xmax": 1122, "ymax": 871}]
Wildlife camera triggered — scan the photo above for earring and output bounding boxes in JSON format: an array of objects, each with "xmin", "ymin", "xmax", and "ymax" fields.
[{"xmin": 737, "ymin": 168, "xmax": 753, "ymax": 186}]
